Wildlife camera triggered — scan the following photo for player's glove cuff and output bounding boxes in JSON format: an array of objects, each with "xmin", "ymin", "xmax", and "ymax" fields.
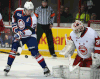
[{"xmin": 14, "ymin": 31, "xmax": 25, "ymax": 40}]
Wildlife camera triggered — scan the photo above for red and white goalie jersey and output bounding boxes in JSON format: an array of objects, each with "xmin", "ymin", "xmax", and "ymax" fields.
[{"xmin": 70, "ymin": 27, "xmax": 100, "ymax": 67}]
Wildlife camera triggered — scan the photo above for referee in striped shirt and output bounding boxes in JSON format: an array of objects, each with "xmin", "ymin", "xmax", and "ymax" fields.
[{"xmin": 35, "ymin": 0, "xmax": 57, "ymax": 58}]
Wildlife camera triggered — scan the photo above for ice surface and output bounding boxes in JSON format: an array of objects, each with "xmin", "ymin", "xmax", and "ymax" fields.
[{"xmin": 0, "ymin": 54, "xmax": 74, "ymax": 79}]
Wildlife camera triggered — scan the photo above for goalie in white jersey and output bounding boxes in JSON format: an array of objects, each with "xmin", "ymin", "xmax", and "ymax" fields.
[{"xmin": 67, "ymin": 20, "xmax": 100, "ymax": 67}]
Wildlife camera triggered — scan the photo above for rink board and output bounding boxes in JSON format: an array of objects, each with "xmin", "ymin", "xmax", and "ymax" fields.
[
  {"xmin": 0, "ymin": 27, "xmax": 77, "ymax": 58},
  {"xmin": 0, "ymin": 49, "xmax": 77, "ymax": 58}
]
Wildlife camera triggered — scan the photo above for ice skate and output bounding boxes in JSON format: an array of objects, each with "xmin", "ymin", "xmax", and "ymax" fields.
[
  {"xmin": 44, "ymin": 66, "xmax": 51, "ymax": 77},
  {"xmin": 52, "ymin": 54, "xmax": 57, "ymax": 59},
  {"xmin": 4, "ymin": 65, "xmax": 11, "ymax": 76}
]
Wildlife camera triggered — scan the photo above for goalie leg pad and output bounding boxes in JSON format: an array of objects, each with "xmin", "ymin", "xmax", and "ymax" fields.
[{"xmin": 91, "ymin": 53, "xmax": 100, "ymax": 68}]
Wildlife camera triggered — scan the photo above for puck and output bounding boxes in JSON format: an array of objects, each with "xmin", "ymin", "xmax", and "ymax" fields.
[{"xmin": 25, "ymin": 55, "xmax": 28, "ymax": 58}]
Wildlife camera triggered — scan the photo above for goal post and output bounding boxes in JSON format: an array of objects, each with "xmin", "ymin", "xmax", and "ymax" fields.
[{"xmin": 88, "ymin": 20, "xmax": 100, "ymax": 36}]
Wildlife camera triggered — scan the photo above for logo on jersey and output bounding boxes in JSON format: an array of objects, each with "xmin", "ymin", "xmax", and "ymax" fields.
[
  {"xmin": 18, "ymin": 19, "xmax": 25, "ymax": 30},
  {"xmin": 78, "ymin": 45, "xmax": 87, "ymax": 55},
  {"xmin": 17, "ymin": 13, "xmax": 22, "ymax": 17},
  {"xmin": 26, "ymin": 17, "xmax": 30, "ymax": 22}
]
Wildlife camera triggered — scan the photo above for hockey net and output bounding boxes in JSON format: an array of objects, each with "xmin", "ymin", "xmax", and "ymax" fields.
[{"xmin": 88, "ymin": 20, "xmax": 100, "ymax": 36}]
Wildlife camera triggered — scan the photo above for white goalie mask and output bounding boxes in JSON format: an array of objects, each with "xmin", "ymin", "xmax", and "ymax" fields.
[
  {"xmin": 24, "ymin": 1, "xmax": 34, "ymax": 15},
  {"xmin": 71, "ymin": 20, "xmax": 84, "ymax": 38}
]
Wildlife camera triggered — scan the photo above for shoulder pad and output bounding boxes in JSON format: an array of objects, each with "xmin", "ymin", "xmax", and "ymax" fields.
[{"xmin": 15, "ymin": 8, "xmax": 24, "ymax": 11}]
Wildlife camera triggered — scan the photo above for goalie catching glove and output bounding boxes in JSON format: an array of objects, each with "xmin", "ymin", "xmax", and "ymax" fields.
[{"xmin": 59, "ymin": 39, "xmax": 76, "ymax": 58}]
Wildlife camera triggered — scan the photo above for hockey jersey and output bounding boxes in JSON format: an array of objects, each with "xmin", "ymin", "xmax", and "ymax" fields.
[
  {"xmin": 12, "ymin": 8, "xmax": 37, "ymax": 38},
  {"xmin": 70, "ymin": 27, "xmax": 100, "ymax": 59}
]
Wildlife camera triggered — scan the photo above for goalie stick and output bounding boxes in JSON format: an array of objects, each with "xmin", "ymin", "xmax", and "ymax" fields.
[
  {"xmin": 59, "ymin": 34, "xmax": 67, "ymax": 55},
  {"xmin": 68, "ymin": 54, "xmax": 80, "ymax": 72}
]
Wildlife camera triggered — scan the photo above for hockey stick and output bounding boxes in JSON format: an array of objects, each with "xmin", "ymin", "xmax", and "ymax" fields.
[
  {"xmin": 0, "ymin": 41, "xmax": 22, "ymax": 56},
  {"xmin": 0, "ymin": 51, "xmax": 20, "ymax": 56}
]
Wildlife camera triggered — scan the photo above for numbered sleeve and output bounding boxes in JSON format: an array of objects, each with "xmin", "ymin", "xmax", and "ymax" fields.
[{"xmin": 94, "ymin": 31, "xmax": 100, "ymax": 54}]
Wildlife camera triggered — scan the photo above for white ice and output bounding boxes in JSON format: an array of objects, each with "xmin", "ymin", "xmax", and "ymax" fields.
[{"xmin": 0, "ymin": 54, "xmax": 74, "ymax": 79}]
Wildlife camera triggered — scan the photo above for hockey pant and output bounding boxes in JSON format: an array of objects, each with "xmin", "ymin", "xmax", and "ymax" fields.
[
  {"xmin": 7, "ymin": 37, "xmax": 47, "ymax": 68},
  {"xmin": 73, "ymin": 55, "xmax": 92, "ymax": 67}
]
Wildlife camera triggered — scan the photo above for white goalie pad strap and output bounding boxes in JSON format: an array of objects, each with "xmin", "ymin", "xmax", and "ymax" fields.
[
  {"xmin": 59, "ymin": 40, "xmax": 75, "ymax": 57},
  {"xmin": 91, "ymin": 53, "xmax": 100, "ymax": 68}
]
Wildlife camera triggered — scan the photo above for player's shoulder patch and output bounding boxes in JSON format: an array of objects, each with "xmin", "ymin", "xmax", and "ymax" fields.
[{"xmin": 14, "ymin": 8, "xmax": 24, "ymax": 16}]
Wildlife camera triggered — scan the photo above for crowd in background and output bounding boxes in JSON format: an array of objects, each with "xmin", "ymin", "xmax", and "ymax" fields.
[
  {"xmin": 1, "ymin": 5, "xmax": 98, "ymax": 23},
  {"xmin": 55, "ymin": 4, "xmax": 97, "ymax": 23},
  {"xmin": 0, "ymin": 0, "xmax": 99, "ymax": 48},
  {"xmin": 0, "ymin": 0, "xmax": 99, "ymax": 23}
]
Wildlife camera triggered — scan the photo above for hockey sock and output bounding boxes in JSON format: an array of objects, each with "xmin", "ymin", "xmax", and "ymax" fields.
[
  {"xmin": 35, "ymin": 54, "xmax": 46, "ymax": 68},
  {"xmin": 31, "ymin": 49, "xmax": 47, "ymax": 68},
  {"xmin": 7, "ymin": 50, "xmax": 16, "ymax": 66}
]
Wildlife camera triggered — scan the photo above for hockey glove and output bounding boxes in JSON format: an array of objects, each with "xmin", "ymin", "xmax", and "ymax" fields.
[{"xmin": 14, "ymin": 31, "xmax": 25, "ymax": 41}]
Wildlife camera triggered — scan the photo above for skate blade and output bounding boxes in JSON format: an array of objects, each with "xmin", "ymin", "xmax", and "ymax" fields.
[
  {"xmin": 52, "ymin": 56, "xmax": 57, "ymax": 59},
  {"xmin": 44, "ymin": 73, "xmax": 51, "ymax": 77},
  {"xmin": 4, "ymin": 72, "xmax": 8, "ymax": 76}
]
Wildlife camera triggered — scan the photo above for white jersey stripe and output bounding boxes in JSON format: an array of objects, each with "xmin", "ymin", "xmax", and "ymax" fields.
[
  {"xmin": 36, "ymin": 56, "xmax": 43, "ymax": 62},
  {"xmin": 95, "ymin": 47, "xmax": 100, "ymax": 50}
]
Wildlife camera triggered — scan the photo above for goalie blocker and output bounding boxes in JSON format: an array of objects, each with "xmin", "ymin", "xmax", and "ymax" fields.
[{"xmin": 59, "ymin": 34, "xmax": 75, "ymax": 58}]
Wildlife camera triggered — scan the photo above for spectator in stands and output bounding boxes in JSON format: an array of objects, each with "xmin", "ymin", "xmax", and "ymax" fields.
[
  {"xmin": 4, "ymin": 34, "xmax": 10, "ymax": 45},
  {"xmin": 60, "ymin": 7, "xmax": 66, "ymax": 23},
  {"xmin": 0, "ymin": 36, "xmax": 4, "ymax": 45},
  {"xmin": 2, "ymin": 7, "xmax": 9, "ymax": 21},
  {"xmin": 90, "ymin": 13, "xmax": 97, "ymax": 20},
  {"xmin": 55, "ymin": 5, "xmax": 65, "ymax": 23},
  {"xmin": 63, "ymin": 7, "xmax": 73, "ymax": 23},
  {"xmin": 60, "ymin": 5, "xmax": 65, "ymax": 15},
  {"xmin": 75, "ymin": 4, "xmax": 90, "ymax": 23}
]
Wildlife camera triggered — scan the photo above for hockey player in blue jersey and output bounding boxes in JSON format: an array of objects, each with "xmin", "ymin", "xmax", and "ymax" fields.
[{"xmin": 4, "ymin": 1, "xmax": 50, "ymax": 76}]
